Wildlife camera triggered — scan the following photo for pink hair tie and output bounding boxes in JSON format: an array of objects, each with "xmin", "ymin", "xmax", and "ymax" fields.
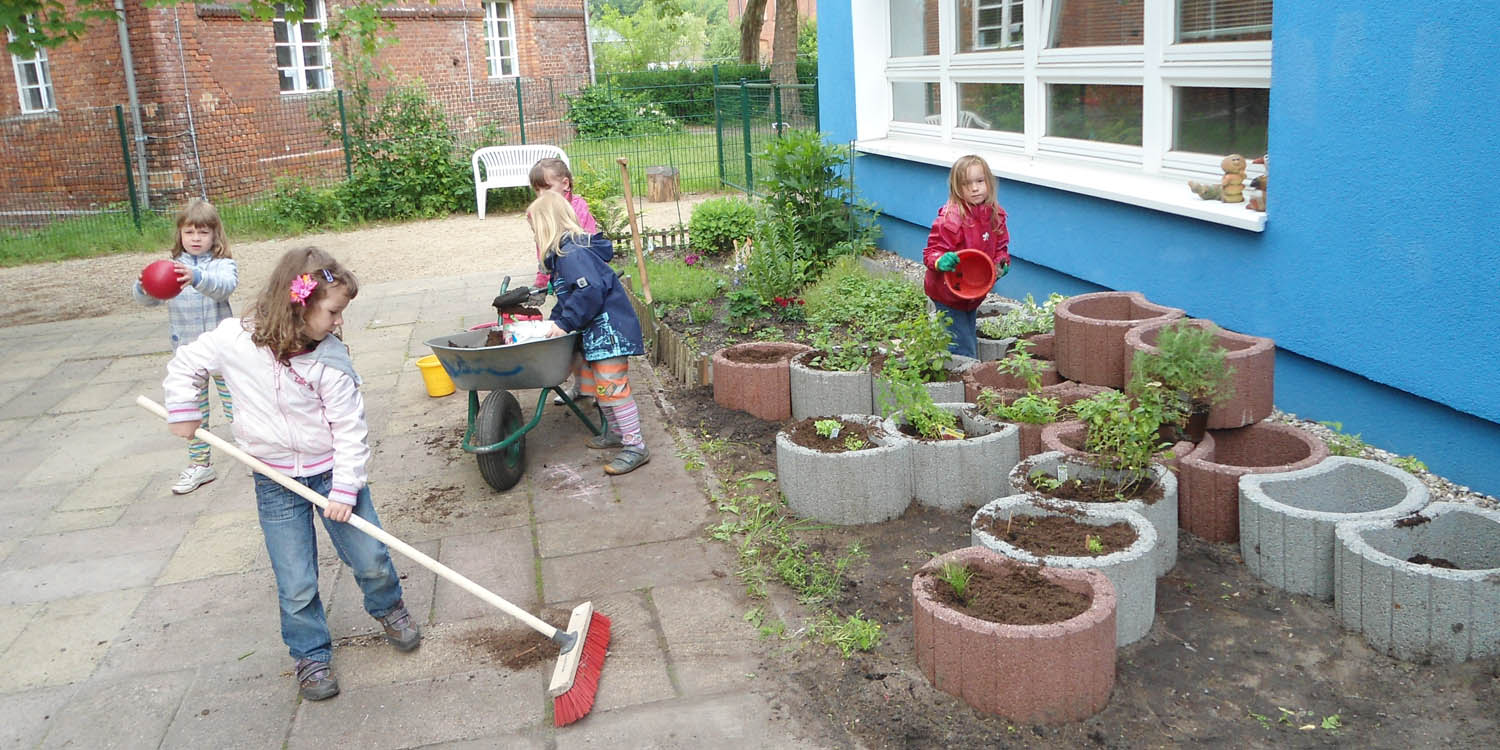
[{"xmin": 290, "ymin": 274, "xmax": 317, "ymax": 306}]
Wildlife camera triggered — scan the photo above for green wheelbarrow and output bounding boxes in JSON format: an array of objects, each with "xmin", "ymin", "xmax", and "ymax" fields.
[{"xmin": 424, "ymin": 327, "xmax": 607, "ymax": 491}]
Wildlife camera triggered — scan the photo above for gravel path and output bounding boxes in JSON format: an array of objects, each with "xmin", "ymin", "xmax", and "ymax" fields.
[{"xmin": 0, "ymin": 195, "xmax": 706, "ymax": 328}]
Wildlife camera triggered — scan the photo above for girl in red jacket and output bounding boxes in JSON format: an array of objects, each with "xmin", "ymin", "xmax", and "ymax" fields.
[{"xmin": 923, "ymin": 154, "xmax": 1011, "ymax": 358}]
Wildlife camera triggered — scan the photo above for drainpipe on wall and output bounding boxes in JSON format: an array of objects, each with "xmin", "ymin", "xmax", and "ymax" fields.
[
  {"xmin": 173, "ymin": 10, "xmax": 207, "ymax": 199},
  {"xmin": 460, "ymin": 0, "xmax": 475, "ymax": 100},
  {"xmin": 581, "ymin": 0, "xmax": 596, "ymax": 84},
  {"xmin": 114, "ymin": 0, "xmax": 150, "ymax": 211}
]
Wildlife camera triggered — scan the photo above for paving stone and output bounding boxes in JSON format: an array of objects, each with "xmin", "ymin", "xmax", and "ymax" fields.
[
  {"xmin": 648, "ymin": 579, "xmax": 764, "ymax": 696},
  {"xmin": 0, "ymin": 684, "xmax": 79, "ymax": 749},
  {"xmin": 325, "ymin": 537, "xmax": 439, "ymax": 638},
  {"xmin": 57, "ymin": 469, "xmax": 150, "ymax": 512},
  {"xmin": 0, "ymin": 357, "xmax": 110, "ymax": 421},
  {"xmin": 33, "ymin": 506, "xmax": 127, "ymax": 535},
  {"xmin": 10, "ymin": 517, "xmax": 190, "ymax": 569},
  {"xmin": 47, "ymin": 379, "xmax": 140, "ymax": 415},
  {"xmin": 425, "ymin": 528, "xmax": 535, "ymax": 624},
  {"xmin": 38, "ymin": 669, "xmax": 194, "ymax": 749},
  {"xmin": 2, "ymin": 588, "xmax": 148, "ymax": 690},
  {"xmin": 160, "ymin": 658, "xmax": 297, "ymax": 750},
  {"xmin": 580, "ymin": 590, "xmax": 676, "ymax": 713},
  {"xmin": 94, "ymin": 574, "xmax": 284, "ymax": 680},
  {"xmin": 157, "ymin": 509, "xmax": 271, "ymax": 585},
  {"xmin": 555, "ymin": 692, "xmax": 820, "ymax": 749},
  {"xmin": 0, "ymin": 601, "xmax": 41, "ymax": 653}
]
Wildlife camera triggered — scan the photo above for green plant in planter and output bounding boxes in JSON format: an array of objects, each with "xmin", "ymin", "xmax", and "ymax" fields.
[
  {"xmin": 689, "ymin": 197, "xmax": 757, "ymax": 255},
  {"xmin": 1085, "ymin": 535, "xmax": 1105, "ymax": 554},
  {"xmin": 936, "ymin": 560, "xmax": 974, "ymax": 604},
  {"xmin": 1127, "ymin": 320, "xmax": 1236, "ymax": 419},
  {"xmin": 814, "ymin": 419, "xmax": 842, "ymax": 439},
  {"xmin": 977, "ymin": 390, "xmax": 1062, "ymax": 425},
  {"xmin": 884, "ymin": 314, "xmax": 955, "ymax": 385},
  {"xmin": 883, "ymin": 380, "xmax": 960, "ymax": 439},
  {"xmin": 843, "ymin": 435, "xmax": 868, "ymax": 452},
  {"xmin": 1070, "ymin": 387, "xmax": 1173, "ymax": 493},
  {"xmin": 806, "ymin": 325, "xmax": 870, "ymax": 372},
  {"xmin": 997, "ymin": 339, "xmax": 1046, "ymax": 393},
  {"xmin": 978, "ymin": 292, "xmax": 1066, "ymax": 340}
]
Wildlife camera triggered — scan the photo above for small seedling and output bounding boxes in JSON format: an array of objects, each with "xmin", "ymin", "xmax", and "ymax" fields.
[
  {"xmin": 814, "ymin": 419, "xmax": 842, "ymax": 439},
  {"xmin": 936, "ymin": 561, "xmax": 974, "ymax": 602},
  {"xmin": 1318, "ymin": 421, "xmax": 1369, "ymax": 457},
  {"xmin": 1029, "ymin": 469, "xmax": 1063, "ymax": 492},
  {"xmin": 1249, "ymin": 711, "xmax": 1272, "ymax": 729},
  {"xmin": 1085, "ymin": 535, "xmax": 1104, "ymax": 554},
  {"xmin": 843, "ymin": 435, "xmax": 868, "ymax": 451},
  {"xmin": 1321, "ymin": 714, "xmax": 1342, "ymax": 731},
  {"xmin": 1277, "ymin": 706, "xmax": 1299, "ymax": 725},
  {"xmin": 1393, "ymin": 455, "xmax": 1427, "ymax": 474}
]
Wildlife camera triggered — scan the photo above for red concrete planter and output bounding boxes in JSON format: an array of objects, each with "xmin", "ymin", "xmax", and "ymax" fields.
[
  {"xmin": 1177, "ymin": 423, "xmax": 1329, "ymax": 542},
  {"xmin": 1023, "ymin": 332, "xmax": 1056, "ymax": 360},
  {"xmin": 1124, "ymin": 318, "xmax": 1276, "ymax": 429},
  {"xmin": 913, "ymin": 547, "xmax": 1116, "ymax": 724},
  {"xmin": 1054, "ymin": 292, "xmax": 1183, "ymax": 388},
  {"xmin": 711, "ymin": 342, "xmax": 813, "ymax": 421},
  {"xmin": 1042, "ymin": 420, "xmax": 1194, "ymax": 473},
  {"xmin": 960, "ymin": 359, "xmax": 1064, "ymax": 402}
]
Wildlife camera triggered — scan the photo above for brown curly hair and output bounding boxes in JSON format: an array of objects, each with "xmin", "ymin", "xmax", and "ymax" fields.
[{"xmin": 247, "ymin": 247, "xmax": 359, "ymax": 362}]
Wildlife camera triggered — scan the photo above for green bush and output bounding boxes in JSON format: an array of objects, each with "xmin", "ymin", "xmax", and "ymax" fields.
[
  {"xmin": 689, "ymin": 197, "xmax": 756, "ymax": 255},
  {"xmin": 758, "ymin": 130, "xmax": 878, "ymax": 271},
  {"xmin": 564, "ymin": 85, "xmax": 683, "ymax": 139},
  {"xmin": 602, "ymin": 60, "xmax": 818, "ymax": 121},
  {"xmin": 268, "ymin": 177, "xmax": 346, "ymax": 229},
  {"xmin": 745, "ymin": 205, "xmax": 814, "ymax": 303}
]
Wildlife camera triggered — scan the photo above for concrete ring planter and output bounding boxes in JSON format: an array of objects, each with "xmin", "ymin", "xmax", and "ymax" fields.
[
  {"xmin": 960, "ymin": 359, "xmax": 1065, "ymax": 402},
  {"xmin": 711, "ymin": 342, "xmax": 812, "ymax": 421},
  {"xmin": 873, "ymin": 355, "xmax": 978, "ymax": 415},
  {"xmin": 964, "ymin": 381, "xmax": 1110, "ymax": 460},
  {"xmin": 971, "ymin": 495, "xmax": 1158, "ymax": 646},
  {"xmin": 1177, "ymin": 423, "xmax": 1329, "ymax": 543},
  {"xmin": 1054, "ymin": 292, "xmax": 1184, "ymax": 388},
  {"xmin": 789, "ymin": 350, "xmax": 875, "ymax": 419},
  {"xmin": 1239, "ymin": 456, "xmax": 1430, "ymax": 600},
  {"xmin": 1124, "ymin": 318, "xmax": 1276, "ymax": 429},
  {"xmin": 1334, "ymin": 502, "xmax": 1500, "ymax": 663},
  {"xmin": 881, "ymin": 404, "xmax": 1020, "ymax": 511},
  {"xmin": 976, "ymin": 300, "xmax": 1021, "ymax": 361},
  {"xmin": 1021, "ymin": 332, "xmax": 1056, "ymax": 361},
  {"xmin": 1008, "ymin": 451, "xmax": 1179, "ymax": 577},
  {"xmin": 775, "ymin": 414, "xmax": 912, "ymax": 525},
  {"xmin": 914, "ymin": 547, "xmax": 1116, "ymax": 723},
  {"xmin": 1042, "ymin": 419, "xmax": 1194, "ymax": 473}
]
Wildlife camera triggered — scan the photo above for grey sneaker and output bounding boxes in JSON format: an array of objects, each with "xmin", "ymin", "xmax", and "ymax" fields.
[
  {"xmin": 295, "ymin": 658, "xmax": 339, "ymax": 701},
  {"xmin": 379, "ymin": 600, "xmax": 421, "ymax": 652},
  {"xmin": 604, "ymin": 445, "xmax": 651, "ymax": 475},
  {"xmin": 586, "ymin": 431, "xmax": 624, "ymax": 450}
]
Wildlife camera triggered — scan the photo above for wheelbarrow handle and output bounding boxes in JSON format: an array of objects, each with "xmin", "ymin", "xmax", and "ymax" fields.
[{"xmin": 134, "ymin": 395, "xmax": 567, "ymax": 643}]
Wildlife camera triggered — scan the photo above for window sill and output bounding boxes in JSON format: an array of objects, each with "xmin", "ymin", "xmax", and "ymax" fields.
[{"xmin": 855, "ymin": 136, "xmax": 1267, "ymax": 232}]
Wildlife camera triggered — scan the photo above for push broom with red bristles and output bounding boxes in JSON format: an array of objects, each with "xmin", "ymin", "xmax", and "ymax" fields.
[{"xmin": 137, "ymin": 396, "xmax": 610, "ymax": 726}]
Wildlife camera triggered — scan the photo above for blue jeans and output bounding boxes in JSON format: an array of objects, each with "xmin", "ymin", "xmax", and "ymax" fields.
[
  {"xmin": 932, "ymin": 301, "xmax": 978, "ymax": 359},
  {"xmin": 254, "ymin": 471, "xmax": 404, "ymax": 663}
]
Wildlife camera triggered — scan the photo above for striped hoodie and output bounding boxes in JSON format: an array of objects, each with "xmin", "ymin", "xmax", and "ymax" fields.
[{"xmin": 133, "ymin": 253, "xmax": 238, "ymax": 349}]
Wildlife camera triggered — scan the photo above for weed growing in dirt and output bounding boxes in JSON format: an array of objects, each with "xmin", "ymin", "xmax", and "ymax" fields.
[
  {"xmin": 1085, "ymin": 535, "xmax": 1104, "ymax": 554},
  {"xmin": 812, "ymin": 610, "xmax": 885, "ymax": 657},
  {"xmin": 843, "ymin": 435, "xmax": 868, "ymax": 451},
  {"xmin": 1318, "ymin": 421, "xmax": 1369, "ymax": 457},
  {"xmin": 936, "ymin": 560, "xmax": 974, "ymax": 603},
  {"xmin": 676, "ymin": 446, "xmax": 705, "ymax": 472},
  {"xmin": 1393, "ymin": 455, "xmax": 1427, "ymax": 474}
]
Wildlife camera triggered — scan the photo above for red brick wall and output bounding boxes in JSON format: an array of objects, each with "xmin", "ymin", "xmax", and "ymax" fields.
[{"xmin": 1, "ymin": 0, "xmax": 593, "ymax": 219}]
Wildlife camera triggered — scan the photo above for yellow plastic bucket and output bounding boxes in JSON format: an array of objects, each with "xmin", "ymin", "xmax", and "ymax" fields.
[{"xmin": 415, "ymin": 355, "xmax": 455, "ymax": 397}]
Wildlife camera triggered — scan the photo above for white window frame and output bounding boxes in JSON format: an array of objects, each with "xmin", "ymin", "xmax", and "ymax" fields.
[
  {"xmin": 9, "ymin": 21, "xmax": 56, "ymax": 114},
  {"xmin": 274, "ymin": 1, "xmax": 333, "ymax": 94},
  {"xmin": 484, "ymin": 1, "xmax": 520, "ymax": 79},
  {"xmin": 858, "ymin": 0, "xmax": 1270, "ymax": 230},
  {"xmin": 970, "ymin": 0, "xmax": 1023, "ymax": 51}
]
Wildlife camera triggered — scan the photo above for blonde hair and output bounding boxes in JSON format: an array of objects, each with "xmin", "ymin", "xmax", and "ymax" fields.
[
  {"xmin": 527, "ymin": 191, "xmax": 586, "ymax": 260},
  {"xmin": 528, "ymin": 157, "xmax": 573, "ymax": 193},
  {"xmin": 171, "ymin": 198, "xmax": 231, "ymax": 259},
  {"xmin": 947, "ymin": 154, "xmax": 1004, "ymax": 232},
  {"xmin": 248, "ymin": 247, "xmax": 359, "ymax": 362}
]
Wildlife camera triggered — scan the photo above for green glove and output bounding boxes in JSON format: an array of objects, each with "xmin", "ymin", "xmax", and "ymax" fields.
[
  {"xmin": 935, "ymin": 251, "xmax": 960, "ymax": 272},
  {"xmin": 997, "ymin": 262, "xmax": 1010, "ymax": 279}
]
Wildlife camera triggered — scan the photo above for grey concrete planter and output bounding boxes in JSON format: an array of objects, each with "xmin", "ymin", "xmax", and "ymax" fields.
[
  {"xmin": 789, "ymin": 350, "xmax": 875, "ymax": 419},
  {"xmin": 882, "ymin": 404, "xmax": 1020, "ymax": 511},
  {"xmin": 873, "ymin": 355, "xmax": 978, "ymax": 416},
  {"xmin": 975, "ymin": 300, "xmax": 1021, "ymax": 361},
  {"xmin": 1008, "ymin": 451, "xmax": 1179, "ymax": 577},
  {"xmin": 1335, "ymin": 502, "xmax": 1500, "ymax": 663},
  {"xmin": 775, "ymin": 415, "xmax": 912, "ymax": 525},
  {"xmin": 971, "ymin": 495, "xmax": 1158, "ymax": 646},
  {"xmin": 1239, "ymin": 457, "xmax": 1430, "ymax": 600}
]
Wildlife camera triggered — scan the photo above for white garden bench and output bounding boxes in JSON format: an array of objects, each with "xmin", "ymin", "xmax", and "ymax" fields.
[{"xmin": 471, "ymin": 144, "xmax": 568, "ymax": 219}]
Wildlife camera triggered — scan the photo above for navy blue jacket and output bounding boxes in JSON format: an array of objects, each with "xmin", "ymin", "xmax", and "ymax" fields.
[{"xmin": 545, "ymin": 233, "xmax": 645, "ymax": 361}]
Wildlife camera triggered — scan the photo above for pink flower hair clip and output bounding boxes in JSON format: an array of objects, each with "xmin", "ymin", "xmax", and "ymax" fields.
[{"xmin": 289, "ymin": 274, "xmax": 317, "ymax": 306}]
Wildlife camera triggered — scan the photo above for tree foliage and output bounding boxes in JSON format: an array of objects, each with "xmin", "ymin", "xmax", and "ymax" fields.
[{"xmin": 593, "ymin": 0, "xmax": 707, "ymax": 72}]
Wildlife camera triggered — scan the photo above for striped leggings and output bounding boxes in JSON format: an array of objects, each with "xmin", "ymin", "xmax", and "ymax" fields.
[
  {"xmin": 575, "ymin": 356, "xmax": 643, "ymax": 448},
  {"xmin": 188, "ymin": 374, "xmax": 234, "ymax": 466}
]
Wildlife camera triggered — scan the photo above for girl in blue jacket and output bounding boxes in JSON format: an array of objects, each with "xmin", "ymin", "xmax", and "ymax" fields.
[{"xmin": 530, "ymin": 191, "xmax": 650, "ymax": 475}]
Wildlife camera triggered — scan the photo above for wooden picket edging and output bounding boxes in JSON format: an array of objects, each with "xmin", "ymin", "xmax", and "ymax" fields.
[{"xmin": 622, "ymin": 273, "xmax": 713, "ymax": 387}]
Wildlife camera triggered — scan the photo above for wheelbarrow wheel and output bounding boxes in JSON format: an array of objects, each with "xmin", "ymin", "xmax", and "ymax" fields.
[{"xmin": 475, "ymin": 390, "xmax": 525, "ymax": 491}]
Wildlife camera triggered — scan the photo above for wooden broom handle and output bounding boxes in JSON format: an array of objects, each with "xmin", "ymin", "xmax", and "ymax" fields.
[{"xmin": 616, "ymin": 158, "xmax": 653, "ymax": 304}]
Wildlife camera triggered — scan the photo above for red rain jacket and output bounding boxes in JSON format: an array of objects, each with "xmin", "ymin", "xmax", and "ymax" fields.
[{"xmin": 922, "ymin": 202, "xmax": 1010, "ymax": 311}]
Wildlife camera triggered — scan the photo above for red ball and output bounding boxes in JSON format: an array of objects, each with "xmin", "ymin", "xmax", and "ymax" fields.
[{"xmin": 141, "ymin": 259, "xmax": 182, "ymax": 300}]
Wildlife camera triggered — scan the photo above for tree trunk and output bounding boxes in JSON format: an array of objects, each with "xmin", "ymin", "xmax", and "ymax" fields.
[
  {"xmin": 771, "ymin": 0, "xmax": 802, "ymax": 125},
  {"xmin": 739, "ymin": 0, "xmax": 770, "ymax": 63}
]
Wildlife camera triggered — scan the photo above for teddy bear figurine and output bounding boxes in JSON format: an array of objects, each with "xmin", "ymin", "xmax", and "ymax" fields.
[{"xmin": 1219, "ymin": 153, "xmax": 1247, "ymax": 203}]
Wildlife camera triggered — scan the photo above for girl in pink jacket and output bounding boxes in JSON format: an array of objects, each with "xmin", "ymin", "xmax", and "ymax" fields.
[
  {"xmin": 160, "ymin": 247, "xmax": 418, "ymax": 702},
  {"xmin": 923, "ymin": 154, "xmax": 1011, "ymax": 358}
]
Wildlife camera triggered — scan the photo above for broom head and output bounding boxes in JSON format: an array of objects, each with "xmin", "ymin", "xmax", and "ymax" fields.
[{"xmin": 549, "ymin": 600, "xmax": 611, "ymax": 726}]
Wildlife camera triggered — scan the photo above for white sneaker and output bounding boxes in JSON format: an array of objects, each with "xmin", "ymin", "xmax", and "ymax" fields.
[{"xmin": 172, "ymin": 465, "xmax": 217, "ymax": 494}]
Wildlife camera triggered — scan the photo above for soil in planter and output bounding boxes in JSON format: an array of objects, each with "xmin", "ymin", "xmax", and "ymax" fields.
[
  {"xmin": 1408, "ymin": 554, "xmax": 1461, "ymax": 569},
  {"xmin": 1021, "ymin": 468, "xmax": 1165, "ymax": 503},
  {"xmin": 785, "ymin": 417, "xmax": 881, "ymax": 453},
  {"xmin": 927, "ymin": 565, "xmax": 1091, "ymax": 625},
  {"xmin": 896, "ymin": 422, "xmax": 974, "ymax": 441},
  {"xmin": 724, "ymin": 346, "xmax": 799, "ymax": 365},
  {"xmin": 981, "ymin": 514, "xmax": 1137, "ymax": 557}
]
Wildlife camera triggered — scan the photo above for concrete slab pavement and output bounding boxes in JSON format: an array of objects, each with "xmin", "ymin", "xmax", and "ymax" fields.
[{"xmin": 0, "ymin": 267, "xmax": 826, "ymax": 748}]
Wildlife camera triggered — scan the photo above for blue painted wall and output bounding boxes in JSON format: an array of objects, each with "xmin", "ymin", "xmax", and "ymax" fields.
[{"xmin": 819, "ymin": 3, "xmax": 1500, "ymax": 494}]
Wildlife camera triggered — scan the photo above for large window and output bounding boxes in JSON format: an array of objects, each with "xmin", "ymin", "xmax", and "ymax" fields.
[
  {"xmin": 484, "ymin": 1, "xmax": 519, "ymax": 78},
  {"xmin": 274, "ymin": 1, "xmax": 332, "ymax": 94},
  {"xmin": 877, "ymin": 0, "xmax": 1271, "ymax": 180},
  {"xmin": 9, "ymin": 19, "xmax": 55, "ymax": 113}
]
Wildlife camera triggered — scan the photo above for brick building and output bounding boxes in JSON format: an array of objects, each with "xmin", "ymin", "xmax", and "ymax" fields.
[{"xmin": 0, "ymin": 0, "xmax": 593, "ymax": 221}]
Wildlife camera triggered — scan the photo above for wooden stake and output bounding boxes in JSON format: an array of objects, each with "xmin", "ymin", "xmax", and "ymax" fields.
[{"xmin": 616, "ymin": 158, "xmax": 652, "ymax": 304}]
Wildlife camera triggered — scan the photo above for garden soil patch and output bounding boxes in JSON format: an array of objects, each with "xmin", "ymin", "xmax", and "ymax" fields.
[
  {"xmin": 785, "ymin": 417, "xmax": 880, "ymax": 453},
  {"xmin": 981, "ymin": 514, "xmax": 1138, "ymax": 557},
  {"xmin": 926, "ymin": 565, "xmax": 1092, "ymax": 625},
  {"xmin": 653, "ymin": 370, "xmax": 1500, "ymax": 748}
]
